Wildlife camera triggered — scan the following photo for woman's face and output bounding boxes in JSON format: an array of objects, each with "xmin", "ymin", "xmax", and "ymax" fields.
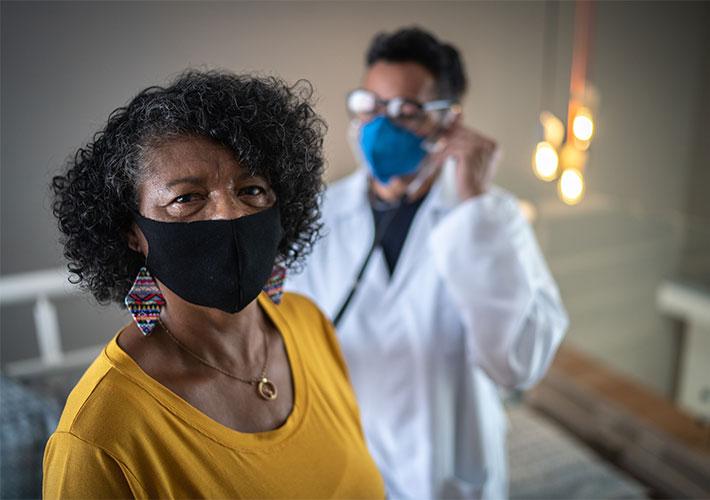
[
  {"xmin": 128, "ymin": 135, "xmax": 276, "ymax": 254},
  {"xmin": 136, "ymin": 135, "xmax": 276, "ymax": 222}
]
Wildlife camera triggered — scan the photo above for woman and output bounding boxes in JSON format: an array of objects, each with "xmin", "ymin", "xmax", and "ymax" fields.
[{"xmin": 44, "ymin": 70, "xmax": 384, "ymax": 499}]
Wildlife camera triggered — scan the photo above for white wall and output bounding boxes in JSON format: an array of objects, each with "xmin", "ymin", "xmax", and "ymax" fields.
[
  {"xmin": 2, "ymin": 1, "xmax": 708, "ymax": 396},
  {"xmin": 538, "ymin": 1, "xmax": 710, "ymax": 395}
]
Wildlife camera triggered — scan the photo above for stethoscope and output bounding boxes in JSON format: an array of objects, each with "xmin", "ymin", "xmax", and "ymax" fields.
[
  {"xmin": 332, "ymin": 117, "xmax": 457, "ymax": 328},
  {"xmin": 331, "ymin": 190, "xmax": 406, "ymax": 328}
]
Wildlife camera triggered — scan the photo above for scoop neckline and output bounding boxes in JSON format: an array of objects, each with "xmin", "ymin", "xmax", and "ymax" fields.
[{"xmin": 104, "ymin": 292, "xmax": 309, "ymax": 451}]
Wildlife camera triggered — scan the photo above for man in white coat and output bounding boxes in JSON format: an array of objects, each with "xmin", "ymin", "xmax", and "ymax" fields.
[{"xmin": 287, "ymin": 27, "xmax": 568, "ymax": 499}]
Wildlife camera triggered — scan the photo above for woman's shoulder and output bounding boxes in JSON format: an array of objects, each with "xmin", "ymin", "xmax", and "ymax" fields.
[
  {"xmin": 44, "ymin": 341, "xmax": 147, "ymax": 498},
  {"xmin": 54, "ymin": 347, "xmax": 113, "ymax": 432},
  {"xmin": 272, "ymin": 292, "xmax": 348, "ymax": 375},
  {"xmin": 275, "ymin": 292, "xmax": 331, "ymax": 334},
  {"xmin": 53, "ymin": 336, "xmax": 160, "ymax": 447}
]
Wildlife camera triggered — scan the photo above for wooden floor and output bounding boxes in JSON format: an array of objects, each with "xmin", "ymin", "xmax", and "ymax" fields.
[
  {"xmin": 549, "ymin": 344, "xmax": 710, "ymax": 453},
  {"xmin": 527, "ymin": 343, "xmax": 710, "ymax": 498}
]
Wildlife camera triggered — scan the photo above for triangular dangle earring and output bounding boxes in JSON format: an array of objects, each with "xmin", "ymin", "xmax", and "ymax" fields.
[
  {"xmin": 263, "ymin": 264, "xmax": 286, "ymax": 304},
  {"xmin": 124, "ymin": 266, "xmax": 166, "ymax": 336}
]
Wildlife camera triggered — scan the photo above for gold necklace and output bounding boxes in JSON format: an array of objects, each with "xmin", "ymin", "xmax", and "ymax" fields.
[{"xmin": 160, "ymin": 321, "xmax": 277, "ymax": 401}]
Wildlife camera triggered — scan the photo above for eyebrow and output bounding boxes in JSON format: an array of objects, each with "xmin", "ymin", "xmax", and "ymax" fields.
[
  {"xmin": 164, "ymin": 176, "xmax": 204, "ymax": 189},
  {"xmin": 162, "ymin": 171, "xmax": 264, "ymax": 190},
  {"xmin": 238, "ymin": 171, "xmax": 268, "ymax": 183}
]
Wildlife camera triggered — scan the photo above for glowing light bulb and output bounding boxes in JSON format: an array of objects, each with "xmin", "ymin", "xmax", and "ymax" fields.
[
  {"xmin": 540, "ymin": 111, "xmax": 565, "ymax": 148},
  {"xmin": 559, "ymin": 142, "xmax": 587, "ymax": 170},
  {"xmin": 573, "ymin": 107, "xmax": 594, "ymax": 141},
  {"xmin": 558, "ymin": 168, "xmax": 585, "ymax": 205},
  {"xmin": 532, "ymin": 141, "xmax": 559, "ymax": 181}
]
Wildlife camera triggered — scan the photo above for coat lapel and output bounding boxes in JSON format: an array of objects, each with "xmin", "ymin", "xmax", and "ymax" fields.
[{"xmin": 385, "ymin": 174, "xmax": 457, "ymax": 300}]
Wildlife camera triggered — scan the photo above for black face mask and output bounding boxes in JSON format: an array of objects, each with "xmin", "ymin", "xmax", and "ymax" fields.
[{"xmin": 133, "ymin": 206, "xmax": 283, "ymax": 313}]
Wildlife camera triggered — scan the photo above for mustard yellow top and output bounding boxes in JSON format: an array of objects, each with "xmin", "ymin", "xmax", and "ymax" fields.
[{"xmin": 43, "ymin": 292, "xmax": 384, "ymax": 499}]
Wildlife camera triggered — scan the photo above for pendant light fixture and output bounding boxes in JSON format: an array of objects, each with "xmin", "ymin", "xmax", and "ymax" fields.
[{"xmin": 532, "ymin": 0, "xmax": 598, "ymax": 205}]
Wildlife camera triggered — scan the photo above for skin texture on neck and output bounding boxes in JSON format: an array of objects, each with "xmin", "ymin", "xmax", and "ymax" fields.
[
  {"xmin": 157, "ymin": 285, "xmax": 269, "ymax": 373},
  {"xmin": 119, "ymin": 135, "xmax": 294, "ymax": 433},
  {"xmin": 363, "ymin": 61, "xmax": 442, "ymax": 203}
]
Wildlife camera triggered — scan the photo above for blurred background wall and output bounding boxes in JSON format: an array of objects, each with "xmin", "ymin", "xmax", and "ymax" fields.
[{"xmin": 2, "ymin": 1, "xmax": 709, "ymax": 406}]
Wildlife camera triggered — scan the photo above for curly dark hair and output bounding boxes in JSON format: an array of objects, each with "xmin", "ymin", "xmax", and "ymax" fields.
[
  {"xmin": 51, "ymin": 70, "xmax": 326, "ymax": 305},
  {"xmin": 366, "ymin": 26, "xmax": 468, "ymax": 101}
]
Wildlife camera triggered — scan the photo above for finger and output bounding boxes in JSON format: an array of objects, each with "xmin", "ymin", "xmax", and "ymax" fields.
[
  {"xmin": 448, "ymin": 111, "xmax": 464, "ymax": 129},
  {"xmin": 438, "ymin": 118, "xmax": 464, "ymax": 140},
  {"xmin": 445, "ymin": 128, "xmax": 495, "ymax": 152}
]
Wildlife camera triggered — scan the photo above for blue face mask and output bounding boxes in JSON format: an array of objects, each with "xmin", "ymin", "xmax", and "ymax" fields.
[{"xmin": 359, "ymin": 116, "xmax": 428, "ymax": 184}]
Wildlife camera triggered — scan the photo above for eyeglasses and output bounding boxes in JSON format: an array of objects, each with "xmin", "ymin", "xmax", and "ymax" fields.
[{"xmin": 346, "ymin": 88, "xmax": 457, "ymax": 128}]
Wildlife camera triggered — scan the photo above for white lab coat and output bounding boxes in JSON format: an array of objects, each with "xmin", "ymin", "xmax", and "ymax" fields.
[{"xmin": 286, "ymin": 167, "xmax": 568, "ymax": 499}]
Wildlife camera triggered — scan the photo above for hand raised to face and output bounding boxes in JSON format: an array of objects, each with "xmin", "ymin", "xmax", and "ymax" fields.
[{"xmin": 430, "ymin": 118, "xmax": 499, "ymax": 200}]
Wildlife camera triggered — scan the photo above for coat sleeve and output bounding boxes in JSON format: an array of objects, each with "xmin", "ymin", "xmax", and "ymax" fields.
[
  {"xmin": 429, "ymin": 188, "xmax": 568, "ymax": 389},
  {"xmin": 43, "ymin": 431, "xmax": 141, "ymax": 499}
]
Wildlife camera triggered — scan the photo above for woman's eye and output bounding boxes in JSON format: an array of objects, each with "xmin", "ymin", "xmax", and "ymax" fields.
[
  {"xmin": 173, "ymin": 193, "xmax": 202, "ymax": 204},
  {"xmin": 239, "ymin": 186, "xmax": 267, "ymax": 197}
]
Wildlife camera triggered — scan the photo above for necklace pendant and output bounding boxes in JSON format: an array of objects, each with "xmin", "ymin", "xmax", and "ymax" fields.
[{"xmin": 258, "ymin": 377, "xmax": 278, "ymax": 401}]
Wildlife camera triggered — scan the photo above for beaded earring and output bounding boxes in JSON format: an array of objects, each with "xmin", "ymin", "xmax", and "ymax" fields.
[
  {"xmin": 263, "ymin": 264, "xmax": 286, "ymax": 304},
  {"xmin": 124, "ymin": 266, "xmax": 166, "ymax": 336}
]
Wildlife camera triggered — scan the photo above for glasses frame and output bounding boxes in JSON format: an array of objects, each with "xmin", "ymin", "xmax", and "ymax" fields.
[{"xmin": 346, "ymin": 88, "xmax": 457, "ymax": 127}]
